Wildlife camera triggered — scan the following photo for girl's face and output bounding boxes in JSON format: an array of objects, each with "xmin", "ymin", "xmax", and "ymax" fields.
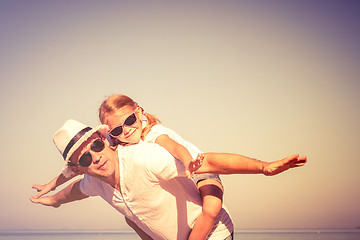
[{"xmin": 106, "ymin": 105, "xmax": 143, "ymax": 144}]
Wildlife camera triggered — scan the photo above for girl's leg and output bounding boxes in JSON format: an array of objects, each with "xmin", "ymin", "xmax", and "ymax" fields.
[{"xmin": 189, "ymin": 174, "xmax": 223, "ymax": 240}]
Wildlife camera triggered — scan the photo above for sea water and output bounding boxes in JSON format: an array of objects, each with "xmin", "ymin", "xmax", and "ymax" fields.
[
  {"xmin": 0, "ymin": 230, "xmax": 140, "ymax": 240},
  {"xmin": 1, "ymin": 229, "xmax": 360, "ymax": 240}
]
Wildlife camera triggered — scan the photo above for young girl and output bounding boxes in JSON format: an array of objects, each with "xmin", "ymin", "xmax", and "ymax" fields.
[
  {"xmin": 33, "ymin": 94, "xmax": 307, "ymax": 239},
  {"xmin": 99, "ymin": 94, "xmax": 225, "ymax": 240}
]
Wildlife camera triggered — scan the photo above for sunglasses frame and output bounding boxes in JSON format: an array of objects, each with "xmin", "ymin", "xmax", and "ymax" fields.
[{"xmin": 108, "ymin": 108, "xmax": 138, "ymax": 138}]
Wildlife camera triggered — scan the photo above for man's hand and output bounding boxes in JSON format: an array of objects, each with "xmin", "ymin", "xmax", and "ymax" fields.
[
  {"xmin": 30, "ymin": 195, "xmax": 61, "ymax": 208},
  {"xmin": 32, "ymin": 183, "xmax": 56, "ymax": 199},
  {"xmin": 30, "ymin": 179, "xmax": 88, "ymax": 208},
  {"xmin": 262, "ymin": 154, "xmax": 307, "ymax": 176}
]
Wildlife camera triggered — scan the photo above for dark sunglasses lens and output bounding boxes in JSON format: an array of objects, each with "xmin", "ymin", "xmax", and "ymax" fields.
[
  {"xmin": 91, "ymin": 139, "xmax": 105, "ymax": 152},
  {"xmin": 79, "ymin": 152, "xmax": 92, "ymax": 167},
  {"xmin": 124, "ymin": 113, "xmax": 137, "ymax": 126},
  {"xmin": 110, "ymin": 126, "xmax": 123, "ymax": 137}
]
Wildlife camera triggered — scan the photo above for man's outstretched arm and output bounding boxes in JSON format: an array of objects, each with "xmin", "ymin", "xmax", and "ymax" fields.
[
  {"xmin": 30, "ymin": 179, "xmax": 88, "ymax": 207},
  {"xmin": 195, "ymin": 153, "xmax": 307, "ymax": 176}
]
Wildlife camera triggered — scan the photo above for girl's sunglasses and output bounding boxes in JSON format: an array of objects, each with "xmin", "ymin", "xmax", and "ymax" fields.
[
  {"xmin": 69, "ymin": 137, "xmax": 105, "ymax": 167},
  {"xmin": 108, "ymin": 109, "xmax": 138, "ymax": 137}
]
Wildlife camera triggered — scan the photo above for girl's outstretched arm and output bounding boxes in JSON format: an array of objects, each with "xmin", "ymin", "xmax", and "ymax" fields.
[{"xmin": 195, "ymin": 153, "xmax": 307, "ymax": 175}]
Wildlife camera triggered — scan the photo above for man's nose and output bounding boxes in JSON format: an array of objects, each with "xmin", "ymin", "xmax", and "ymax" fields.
[{"xmin": 91, "ymin": 152, "xmax": 100, "ymax": 164}]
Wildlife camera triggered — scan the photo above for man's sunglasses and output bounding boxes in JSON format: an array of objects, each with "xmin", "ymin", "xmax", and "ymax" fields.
[
  {"xmin": 69, "ymin": 137, "xmax": 105, "ymax": 167},
  {"xmin": 108, "ymin": 109, "xmax": 138, "ymax": 137}
]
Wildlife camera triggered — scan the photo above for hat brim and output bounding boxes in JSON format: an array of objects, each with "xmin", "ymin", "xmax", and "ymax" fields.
[{"xmin": 62, "ymin": 124, "xmax": 109, "ymax": 177}]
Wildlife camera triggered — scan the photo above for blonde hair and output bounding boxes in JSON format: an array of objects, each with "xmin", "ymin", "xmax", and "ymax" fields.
[{"xmin": 99, "ymin": 94, "xmax": 161, "ymax": 140}]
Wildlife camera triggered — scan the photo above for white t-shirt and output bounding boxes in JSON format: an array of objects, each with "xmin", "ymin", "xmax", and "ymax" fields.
[
  {"xmin": 80, "ymin": 142, "xmax": 233, "ymax": 240},
  {"xmin": 144, "ymin": 124, "xmax": 202, "ymax": 159}
]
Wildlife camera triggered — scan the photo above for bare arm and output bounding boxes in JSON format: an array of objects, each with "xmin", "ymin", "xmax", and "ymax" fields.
[
  {"xmin": 195, "ymin": 153, "xmax": 307, "ymax": 176},
  {"xmin": 32, "ymin": 172, "xmax": 77, "ymax": 198},
  {"xmin": 30, "ymin": 179, "xmax": 88, "ymax": 207},
  {"xmin": 155, "ymin": 134, "xmax": 195, "ymax": 177},
  {"xmin": 125, "ymin": 217, "xmax": 153, "ymax": 240}
]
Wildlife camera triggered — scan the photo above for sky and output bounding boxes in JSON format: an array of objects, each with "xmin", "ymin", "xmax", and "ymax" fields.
[{"xmin": 1, "ymin": 0, "xmax": 360, "ymax": 231}]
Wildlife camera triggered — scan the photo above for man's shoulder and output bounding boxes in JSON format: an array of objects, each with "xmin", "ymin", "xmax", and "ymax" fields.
[
  {"xmin": 82, "ymin": 173, "xmax": 102, "ymax": 185},
  {"xmin": 80, "ymin": 174, "xmax": 106, "ymax": 196}
]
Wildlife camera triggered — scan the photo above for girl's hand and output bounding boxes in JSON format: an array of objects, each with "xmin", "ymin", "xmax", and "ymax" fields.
[
  {"xmin": 262, "ymin": 154, "xmax": 307, "ymax": 176},
  {"xmin": 187, "ymin": 154, "xmax": 205, "ymax": 178},
  {"xmin": 32, "ymin": 183, "xmax": 56, "ymax": 199}
]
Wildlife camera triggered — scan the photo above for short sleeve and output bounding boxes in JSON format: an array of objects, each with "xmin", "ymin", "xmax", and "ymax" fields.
[
  {"xmin": 79, "ymin": 174, "xmax": 104, "ymax": 196},
  {"xmin": 143, "ymin": 125, "xmax": 168, "ymax": 143}
]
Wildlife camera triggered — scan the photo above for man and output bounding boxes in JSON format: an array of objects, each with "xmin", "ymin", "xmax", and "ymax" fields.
[{"xmin": 31, "ymin": 119, "xmax": 306, "ymax": 239}]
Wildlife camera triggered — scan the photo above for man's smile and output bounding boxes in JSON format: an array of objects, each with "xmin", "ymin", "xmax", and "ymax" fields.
[{"xmin": 98, "ymin": 160, "xmax": 108, "ymax": 170}]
